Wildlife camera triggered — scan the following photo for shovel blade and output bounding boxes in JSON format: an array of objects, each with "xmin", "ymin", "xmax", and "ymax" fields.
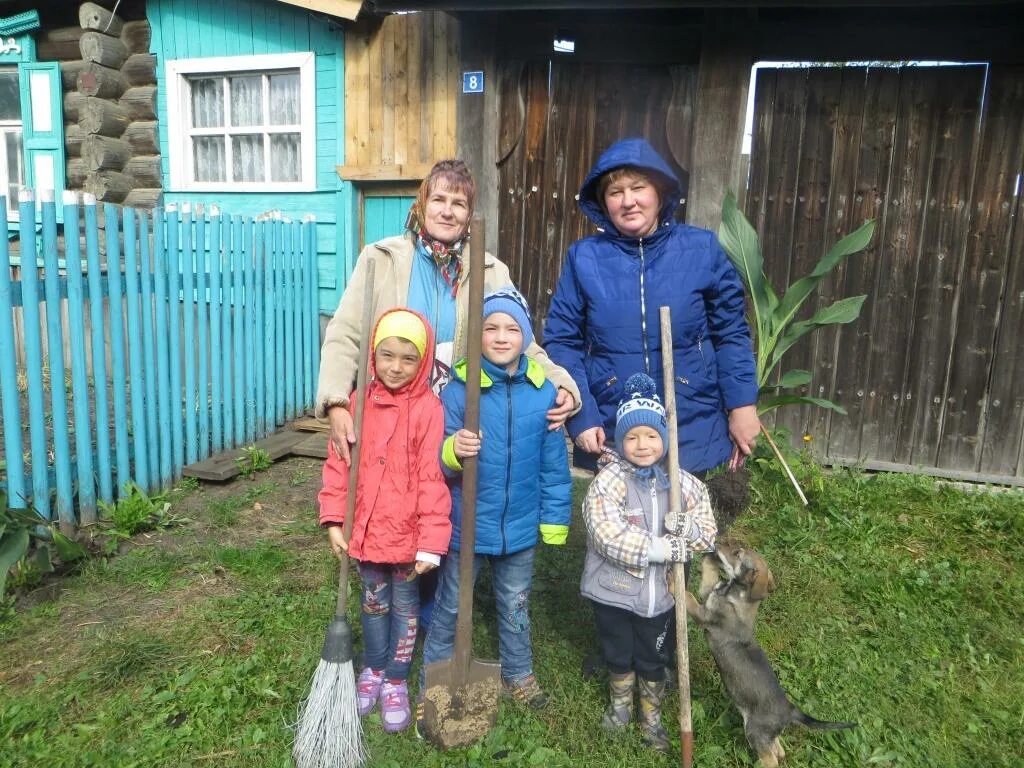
[{"xmin": 421, "ymin": 657, "xmax": 501, "ymax": 749}]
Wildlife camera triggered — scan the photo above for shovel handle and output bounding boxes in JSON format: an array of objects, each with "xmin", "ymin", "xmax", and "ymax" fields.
[
  {"xmin": 335, "ymin": 259, "xmax": 376, "ymax": 616},
  {"xmin": 453, "ymin": 218, "xmax": 486, "ymax": 683},
  {"xmin": 660, "ymin": 307, "xmax": 694, "ymax": 768}
]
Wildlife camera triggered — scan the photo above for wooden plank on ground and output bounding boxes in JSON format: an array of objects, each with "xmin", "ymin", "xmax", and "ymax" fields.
[
  {"xmin": 291, "ymin": 432, "xmax": 329, "ymax": 459},
  {"xmin": 293, "ymin": 416, "xmax": 330, "ymax": 432},
  {"xmin": 183, "ymin": 429, "xmax": 307, "ymax": 481}
]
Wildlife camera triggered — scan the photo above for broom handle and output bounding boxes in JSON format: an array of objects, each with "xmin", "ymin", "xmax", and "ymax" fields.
[
  {"xmin": 660, "ymin": 307, "xmax": 694, "ymax": 768},
  {"xmin": 453, "ymin": 218, "xmax": 486, "ymax": 682},
  {"xmin": 335, "ymin": 259, "xmax": 376, "ymax": 617}
]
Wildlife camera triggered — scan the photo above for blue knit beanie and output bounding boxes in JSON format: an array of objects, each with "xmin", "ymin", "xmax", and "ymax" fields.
[
  {"xmin": 615, "ymin": 373, "xmax": 669, "ymax": 448},
  {"xmin": 482, "ymin": 287, "xmax": 534, "ymax": 349}
]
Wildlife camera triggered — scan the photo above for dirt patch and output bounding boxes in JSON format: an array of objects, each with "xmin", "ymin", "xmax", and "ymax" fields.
[
  {"xmin": 420, "ymin": 678, "xmax": 501, "ymax": 749},
  {"xmin": 2, "ymin": 456, "xmax": 327, "ymax": 688},
  {"xmin": 706, "ymin": 467, "xmax": 751, "ymax": 534}
]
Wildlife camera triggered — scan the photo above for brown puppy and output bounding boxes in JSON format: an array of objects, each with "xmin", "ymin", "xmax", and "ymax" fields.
[{"xmin": 685, "ymin": 544, "xmax": 855, "ymax": 768}]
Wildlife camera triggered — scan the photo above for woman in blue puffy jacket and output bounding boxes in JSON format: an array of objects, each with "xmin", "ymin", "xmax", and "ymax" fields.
[{"xmin": 544, "ymin": 138, "xmax": 760, "ymax": 476}]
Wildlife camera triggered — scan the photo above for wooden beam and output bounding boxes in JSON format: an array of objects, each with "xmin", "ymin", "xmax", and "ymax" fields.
[
  {"xmin": 685, "ymin": 12, "xmax": 753, "ymax": 232},
  {"xmin": 271, "ymin": 0, "xmax": 362, "ymax": 21},
  {"xmin": 335, "ymin": 162, "xmax": 434, "ymax": 181}
]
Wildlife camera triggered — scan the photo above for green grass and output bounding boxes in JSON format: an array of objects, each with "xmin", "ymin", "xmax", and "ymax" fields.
[{"xmin": 1, "ymin": 455, "xmax": 1022, "ymax": 767}]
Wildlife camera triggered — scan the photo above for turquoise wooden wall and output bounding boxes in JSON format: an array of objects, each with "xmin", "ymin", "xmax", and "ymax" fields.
[
  {"xmin": 147, "ymin": 0, "xmax": 347, "ymax": 314},
  {"xmin": 362, "ymin": 195, "xmax": 415, "ymax": 249}
]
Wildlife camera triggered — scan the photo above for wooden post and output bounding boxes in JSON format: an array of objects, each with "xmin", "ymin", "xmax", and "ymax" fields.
[
  {"xmin": 455, "ymin": 15, "xmax": 499, "ymax": 257},
  {"xmin": 80, "ymin": 31, "xmax": 129, "ymax": 70},
  {"xmin": 80, "ymin": 2, "xmax": 125, "ymax": 36},
  {"xmin": 79, "ymin": 97, "xmax": 131, "ymax": 137},
  {"xmin": 686, "ymin": 10, "xmax": 754, "ymax": 232},
  {"xmin": 81, "ymin": 135, "xmax": 131, "ymax": 171},
  {"xmin": 77, "ymin": 63, "xmax": 128, "ymax": 99}
]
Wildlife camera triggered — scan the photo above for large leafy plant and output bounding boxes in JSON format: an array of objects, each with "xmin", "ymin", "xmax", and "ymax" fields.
[
  {"xmin": 1, "ymin": 492, "xmax": 86, "ymax": 604},
  {"xmin": 718, "ymin": 192, "xmax": 875, "ymax": 416}
]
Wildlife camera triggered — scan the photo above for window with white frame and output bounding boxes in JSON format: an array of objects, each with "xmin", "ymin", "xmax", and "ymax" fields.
[
  {"xmin": 0, "ymin": 68, "xmax": 24, "ymax": 218},
  {"xmin": 165, "ymin": 53, "xmax": 316, "ymax": 192}
]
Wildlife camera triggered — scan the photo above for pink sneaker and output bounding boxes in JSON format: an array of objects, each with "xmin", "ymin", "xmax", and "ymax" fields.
[
  {"xmin": 356, "ymin": 667, "xmax": 384, "ymax": 716},
  {"xmin": 380, "ymin": 681, "xmax": 412, "ymax": 733}
]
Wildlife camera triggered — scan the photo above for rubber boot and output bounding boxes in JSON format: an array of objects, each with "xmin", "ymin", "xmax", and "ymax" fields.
[
  {"xmin": 638, "ymin": 677, "xmax": 671, "ymax": 753},
  {"xmin": 600, "ymin": 670, "xmax": 635, "ymax": 734}
]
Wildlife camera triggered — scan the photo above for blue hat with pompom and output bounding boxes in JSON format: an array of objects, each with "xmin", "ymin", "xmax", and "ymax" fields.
[
  {"xmin": 482, "ymin": 286, "xmax": 534, "ymax": 350},
  {"xmin": 614, "ymin": 373, "xmax": 668, "ymax": 448}
]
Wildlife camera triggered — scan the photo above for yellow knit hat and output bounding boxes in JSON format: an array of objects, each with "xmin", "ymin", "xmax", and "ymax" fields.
[{"xmin": 373, "ymin": 309, "xmax": 427, "ymax": 357}]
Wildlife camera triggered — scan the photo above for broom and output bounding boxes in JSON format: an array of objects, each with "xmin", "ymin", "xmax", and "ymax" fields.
[{"xmin": 293, "ymin": 260, "xmax": 376, "ymax": 768}]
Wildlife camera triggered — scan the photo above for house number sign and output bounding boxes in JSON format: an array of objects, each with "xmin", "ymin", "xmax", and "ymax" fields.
[{"xmin": 462, "ymin": 71, "xmax": 484, "ymax": 94}]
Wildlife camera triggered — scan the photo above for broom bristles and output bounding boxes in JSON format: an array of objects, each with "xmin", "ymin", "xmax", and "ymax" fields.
[{"xmin": 292, "ymin": 658, "xmax": 367, "ymax": 768}]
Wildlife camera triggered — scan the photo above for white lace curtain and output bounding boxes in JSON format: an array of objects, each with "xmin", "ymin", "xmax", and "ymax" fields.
[{"xmin": 190, "ymin": 71, "xmax": 300, "ymax": 184}]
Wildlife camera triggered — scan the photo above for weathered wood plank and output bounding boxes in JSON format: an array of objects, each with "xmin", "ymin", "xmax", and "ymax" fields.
[
  {"xmin": 939, "ymin": 65, "xmax": 1023, "ymax": 472},
  {"xmin": 822, "ymin": 66, "xmax": 890, "ymax": 461},
  {"xmin": 367, "ymin": 15, "xmax": 383, "ymax": 168},
  {"xmin": 182, "ymin": 429, "xmax": 308, "ymax": 481},
  {"xmin": 393, "ymin": 15, "xmax": 408, "ymax": 166},
  {"xmin": 405, "ymin": 12, "xmax": 422, "ymax": 165},
  {"xmin": 896, "ymin": 66, "xmax": 984, "ymax": 466},
  {"xmin": 859, "ymin": 68, "xmax": 941, "ymax": 463},
  {"xmin": 978, "ymin": 67, "xmax": 1024, "ymax": 477},
  {"xmin": 345, "ymin": 18, "xmax": 370, "ymax": 169},
  {"xmin": 380, "ymin": 14, "xmax": 395, "ymax": 166}
]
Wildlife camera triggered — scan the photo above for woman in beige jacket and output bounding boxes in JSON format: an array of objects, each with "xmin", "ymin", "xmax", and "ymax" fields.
[{"xmin": 316, "ymin": 159, "xmax": 580, "ymax": 464}]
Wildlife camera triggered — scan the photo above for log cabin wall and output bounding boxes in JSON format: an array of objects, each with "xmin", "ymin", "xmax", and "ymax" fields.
[
  {"xmin": 337, "ymin": 11, "xmax": 459, "ymax": 182},
  {"xmin": 57, "ymin": 2, "xmax": 161, "ymax": 208}
]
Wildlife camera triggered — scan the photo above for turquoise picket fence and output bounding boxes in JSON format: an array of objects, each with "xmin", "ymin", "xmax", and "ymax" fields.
[{"xmin": 0, "ymin": 189, "xmax": 320, "ymax": 530}]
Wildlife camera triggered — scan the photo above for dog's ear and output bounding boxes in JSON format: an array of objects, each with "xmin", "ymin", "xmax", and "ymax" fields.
[{"xmin": 747, "ymin": 561, "xmax": 776, "ymax": 601}]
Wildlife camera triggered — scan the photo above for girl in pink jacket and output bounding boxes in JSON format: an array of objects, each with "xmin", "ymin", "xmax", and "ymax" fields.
[{"xmin": 319, "ymin": 308, "xmax": 451, "ymax": 733}]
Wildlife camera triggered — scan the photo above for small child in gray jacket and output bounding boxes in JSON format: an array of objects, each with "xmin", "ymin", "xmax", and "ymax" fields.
[{"xmin": 580, "ymin": 373, "xmax": 717, "ymax": 752}]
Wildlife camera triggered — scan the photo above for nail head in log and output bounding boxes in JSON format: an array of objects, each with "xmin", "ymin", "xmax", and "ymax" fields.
[
  {"xmin": 123, "ymin": 156, "xmax": 162, "ymax": 188},
  {"xmin": 82, "ymin": 135, "xmax": 131, "ymax": 172},
  {"xmin": 84, "ymin": 170, "xmax": 132, "ymax": 203},
  {"xmin": 77, "ymin": 63, "xmax": 127, "ymax": 99},
  {"xmin": 119, "ymin": 86, "xmax": 157, "ymax": 121},
  {"xmin": 121, "ymin": 53, "xmax": 157, "ymax": 87},
  {"xmin": 80, "ymin": 97, "xmax": 131, "ymax": 138},
  {"xmin": 120, "ymin": 20, "xmax": 152, "ymax": 55},
  {"xmin": 80, "ymin": 31, "xmax": 129, "ymax": 70},
  {"xmin": 80, "ymin": 2, "xmax": 125, "ymax": 37},
  {"xmin": 66, "ymin": 124, "xmax": 84, "ymax": 157},
  {"xmin": 123, "ymin": 120, "xmax": 159, "ymax": 155}
]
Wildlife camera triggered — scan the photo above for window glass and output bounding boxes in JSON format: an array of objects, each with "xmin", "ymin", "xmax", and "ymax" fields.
[
  {"xmin": 269, "ymin": 73, "xmax": 299, "ymax": 125},
  {"xmin": 270, "ymin": 134, "xmax": 300, "ymax": 182},
  {"xmin": 230, "ymin": 75, "xmax": 262, "ymax": 126},
  {"xmin": 231, "ymin": 134, "xmax": 264, "ymax": 182},
  {"xmin": 0, "ymin": 71, "xmax": 20, "ymax": 121},
  {"xmin": 190, "ymin": 78, "xmax": 223, "ymax": 128},
  {"xmin": 193, "ymin": 136, "xmax": 226, "ymax": 182}
]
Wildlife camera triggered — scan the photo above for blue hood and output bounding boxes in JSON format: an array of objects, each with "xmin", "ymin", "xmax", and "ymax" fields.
[{"xmin": 577, "ymin": 138, "xmax": 684, "ymax": 235}]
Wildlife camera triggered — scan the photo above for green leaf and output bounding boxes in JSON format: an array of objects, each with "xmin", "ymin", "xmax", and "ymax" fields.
[
  {"xmin": 52, "ymin": 531, "xmax": 87, "ymax": 562},
  {"xmin": 772, "ymin": 219, "xmax": 875, "ymax": 335},
  {"xmin": 769, "ymin": 295, "xmax": 867, "ymax": 375},
  {"xmin": 758, "ymin": 394, "xmax": 848, "ymax": 415},
  {"xmin": 31, "ymin": 544, "xmax": 54, "ymax": 574},
  {"xmin": 0, "ymin": 527, "xmax": 31, "ymax": 598},
  {"xmin": 773, "ymin": 369, "xmax": 813, "ymax": 389},
  {"xmin": 719, "ymin": 192, "xmax": 772, "ymax": 341}
]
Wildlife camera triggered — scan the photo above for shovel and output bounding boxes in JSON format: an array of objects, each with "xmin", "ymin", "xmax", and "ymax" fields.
[
  {"xmin": 420, "ymin": 218, "xmax": 501, "ymax": 749},
  {"xmin": 660, "ymin": 306, "xmax": 695, "ymax": 768}
]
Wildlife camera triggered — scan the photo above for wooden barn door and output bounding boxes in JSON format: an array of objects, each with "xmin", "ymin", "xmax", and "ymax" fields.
[
  {"xmin": 496, "ymin": 60, "xmax": 696, "ymax": 340},
  {"xmin": 748, "ymin": 64, "xmax": 1024, "ymax": 484}
]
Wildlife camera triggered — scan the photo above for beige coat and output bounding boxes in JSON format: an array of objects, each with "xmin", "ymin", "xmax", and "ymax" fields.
[{"xmin": 315, "ymin": 233, "xmax": 582, "ymax": 417}]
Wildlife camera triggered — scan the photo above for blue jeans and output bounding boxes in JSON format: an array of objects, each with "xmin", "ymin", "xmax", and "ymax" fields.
[
  {"xmin": 420, "ymin": 547, "xmax": 536, "ymax": 687},
  {"xmin": 357, "ymin": 561, "xmax": 419, "ymax": 681}
]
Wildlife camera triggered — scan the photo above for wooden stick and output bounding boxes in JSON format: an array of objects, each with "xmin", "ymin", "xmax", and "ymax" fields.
[
  {"xmin": 659, "ymin": 307, "xmax": 693, "ymax": 768},
  {"xmin": 759, "ymin": 424, "xmax": 809, "ymax": 506}
]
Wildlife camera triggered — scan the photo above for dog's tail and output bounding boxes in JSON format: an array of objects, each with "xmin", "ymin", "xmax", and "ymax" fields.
[{"xmin": 794, "ymin": 710, "xmax": 857, "ymax": 731}]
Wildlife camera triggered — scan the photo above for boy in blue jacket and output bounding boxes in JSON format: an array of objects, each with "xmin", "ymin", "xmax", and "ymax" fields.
[{"xmin": 418, "ymin": 287, "xmax": 571, "ymax": 716}]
